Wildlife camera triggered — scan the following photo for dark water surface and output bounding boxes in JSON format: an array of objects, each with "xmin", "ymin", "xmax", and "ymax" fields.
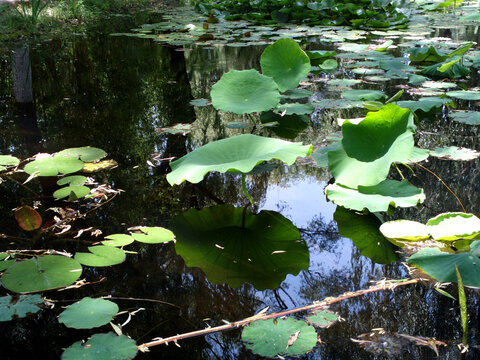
[{"xmin": 1, "ymin": 10, "xmax": 480, "ymax": 360}]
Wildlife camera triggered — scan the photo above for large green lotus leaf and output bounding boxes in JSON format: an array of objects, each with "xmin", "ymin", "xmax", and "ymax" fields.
[
  {"xmin": 260, "ymin": 111, "xmax": 309, "ymax": 139},
  {"xmin": 58, "ymin": 297, "xmax": 119, "ymax": 329},
  {"xmin": 0, "ymin": 155, "xmax": 19, "ymax": 171},
  {"xmin": 242, "ymin": 318, "xmax": 317, "ymax": 357},
  {"xmin": 447, "ymin": 90, "xmax": 480, "ymax": 101},
  {"xmin": 130, "ymin": 227, "xmax": 175, "ymax": 244},
  {"xmin": 341, "ymin": 89, "xmax": 386, "ymax": 101},
  {"xmin": 311, "ymin": 143, "xmax": 339, "ymax": 168},
  {"xmin": 334, "ymin": 206, "xmax": 397, "ymax": 264},
  {"xmin": 430, "ymin": 146, "xmax": 480, "ymax": 161},
  {"xmin": 167, "ymin": 134, "xmax": 312, "ymax": 185},
  {"xmin": 102, "ymin": 234, "xmax": 135, "ymax": 247},
  {"xmin": 342, "ymin": 104, "xmax": 414, "ymax": 162},
  {"xmin": 450, "ymin": 111, "xmax": 480, "ymax": 125},
  {"xmin": 62, "ymin": 332, "xmax": 138, "ymax": 360},
  {"xmin": 426, "ymin": 213, "xmax": 480, "ymax": 241},
  {"xmin": 1, "ymin": 256, "xmax": 82, "ymax": 293},
  {"xmin": 172, "ymin": 205, "xmax": 309, "ymax": 290},
  {"xmin": 379, "ymin": 220, "xmax": 431, "ymax": 244},
  {"xmin": 56, "ymin": 147, "xmax": 107, "ymax": 162},
  {"xmin": 409, "ymin": 46, "xmax": 446, "ymax": 63},
  {"xmin": 74, "ymin": 246, "xmax": 126, "ymax": 267},
  {"xmin": 395, "ymin": 97, "xmax": 448, "ymax": 113},
  {"xmin": 0, "ymin": 294, "xmax": 43, "ymax": 321},
  {"xmin": 325, "ymin": 180, "xmax": 425, "ymax": 212},
  {"xmin": 53, "ymin": 185, "xmax": 91, "ymax": 199},
  {"xmin": 24, "ymin": 154, "xmax": 84, "ymax": 176},
  {"xmin": 407, "ymin": 248, "xmax": 480, "ymax": 288},
  {"xmin": 420, "ymin": 62, "xmax": 470, "ymax": 79},
  {"xmin": 260, "ymin": 38, "xmax": 311, "ymax": 92},
  {"xmin": 210, "ymin": 69, "xmax": 280, "ymax": 114}
]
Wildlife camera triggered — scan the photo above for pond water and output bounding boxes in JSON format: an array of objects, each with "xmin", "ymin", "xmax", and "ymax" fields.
[{"xmin": 1, "ymin": 4, "xmax": 480, "ymax": 359}]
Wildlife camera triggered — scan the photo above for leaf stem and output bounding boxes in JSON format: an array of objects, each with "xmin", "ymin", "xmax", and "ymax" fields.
[{"xmin": 241, "ymin": 173, "xmax": 255, "ymax": 206}]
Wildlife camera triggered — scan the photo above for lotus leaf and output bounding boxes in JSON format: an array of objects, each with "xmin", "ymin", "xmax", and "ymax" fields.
[
  {"xmin": 430, "ymin": 146, "xmax": 480, "ymax": 161},
  {"xmin": 130, "ymin": 227, "xmax": 175, "ymax": 244},
  {"xmin": 313, "ymin": 99, "xmax": 363, "ymax": 109},
  {"xmin": 427, "ymin": 213, "xmax": 480, "ymax": 241},
  {"xmin": 0, "ymin": 155, "xmax": 19, "ymax": 171},
  {"xmin": 379, "ymin": 220, "xmax": 431, "ymax": 243},
  {"xmin": 409, "ymin": 46, "xmax": 446, "ymax": 63},
  {"xmin": 242, "ymin": 318, "xmax": 317, "ymax": 357},
  {"xmin": 260, "ymin": 38, "xmax": 310, "ymax": 92},
  {"xmin": 53, "ymin": 185, "xmax": 91, "ymax": 199},
  {"xmin": 210, "ymin": 69, "xmax": 280, "ymax": 114},
  {"xmin": 395, "ymin": 97, "xmax": 448, "ymax": 113},
  {"xmin": 327, "ymin": 78, "xmax": 362, "ymax": 87},
  {"xmin": 325, "ymin": 180, "xmax": 425, "ymax": 212},
  {"xmin": 352, "ymin": 67, "xmax": 385, "ymax": 75},
  {"xmin": 172, "ymin": 205, "xmax": 309, "ymax": 290},
  {"xmin": 0, "ymin": 253, "xmax": 15, "ymax": 271},
  {"xmin": 58, "ymin": 297, "xmax": 119, "ymax": 329},
  {"xmin": 342, "ymin": 89, "xmax": 386, "ymax": 101},
  {"xmin": 306, "ymin": 50, "xmax": 337, "ymax": 60},
  {"xmin": 56, "ymin": 147, "xmax": 106, "ymax": 162},
  {"xmin": 0, "ymin": 294, "xmax": 43, "ymax": 321},
  {"xmin": 74, "ymin": 246, "xmax": 126, "ymax": 267},
  {"xmin": 334, "ymin": 206, "xmax": 398, "ymax": 264},
  {"xmin": 24, "ymin": 154, "xmax": 84, "ymax": 177},
  {"xmin": 450, "ymin": 111, "xmax": 480, "ymax": 125},
  {"xmin": 420, "ymin": 62, "xmax": 470, "ymax": 79},
  {"xmin": 311, "ymin": 143, "xmax": 339, "ymax": 168},
  {"xmin": 320, "ymin": 59, "xmax": 338, "ymax": 70},
  {"xmin": 447, "ymin": 90, "xmax": 480, "ymax": 100},
  {"xmin": 62, "ymin": 332, "xmax": 138, "ymax": 360},
  {"xmin": 167, "ymin": 134, "xmax": 312, "ymax": 185},
  {"xmin": 57, "ymin": 175, "xmax": 87, "ymax": 186},
  {"xmin": 102, "ymin": 234, "xmax": 135, "ymax": 247},
  {"xmin": 260, "ymin": 112, "xmax": 309, "ymax": 139},
  {"xmin": 1, "ymin": 256, "xmax": 82, "ymax": 293},
  {"xmin": 306, "ymin": 309, "xmax": 340, "ymax": 328},
  {"xmin": 407, "ymin": 248, "xmax": 480, "ymax": 288},
  {"xmin": 281, "ymin": 88, "xmax": 312, "ymax": 99},
  {"xmin": 82, "ymin": 159, "xmax": 118, "ymax": 173},
  {"xmin": 277, "ymin": 102, "xmax": 314, "ymax": 115}
]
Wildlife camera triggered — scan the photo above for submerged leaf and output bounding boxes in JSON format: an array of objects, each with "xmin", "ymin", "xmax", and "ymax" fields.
[
  {"xmin": 14, "ymin": 206, "xmax": 42, "ymax": 231},
  {"xmin": 306, "ymin": 309, "xmax": 340, "ymax": 328},
  {"xmin": 0, "ymin": 294, "xmax": 43, "ymax": 321}
]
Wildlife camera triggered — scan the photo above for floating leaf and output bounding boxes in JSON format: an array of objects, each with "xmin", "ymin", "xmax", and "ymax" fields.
[
  {"xmin": 342, "ymin": 89, "xmax": 386, "ymax": 101},
  {"xmin": 1, "ymin": 256, "xmax": 82, "ymax": 293},
  {"xmin": 395, "ymin": 97, "xmax": 448, "ymax": 114},
  {"xmin": 260, "ymin": 112, "xmax": 309, "ymax": 139},
  {"xmin": 320, "ymin": 59, "xmax": 338, "ymax": 70},
  {"xmin": 0, "ymin": 155, "xmax": 19, "ymax": 171},
  {"xmin": 313, "ymin": 99, "xmax": 363, "ymax": 109},
  {"xmin": 24, "ymin": 154, "xmax": 84, "ymax": 177},
  {"xmin": 430, "ymin": 146, "xmax": 480, "ymax": 161},
  {"xmin": 56, "ymin": 147, "xmax": 107, "ymax": 162},
  {"xmin": 281, "ymin": 88, "xmax": 312, "ymax": 99},
  {"xmin": 379, "ymin": 220, "xmax": 431, "ymax": 243},
  {"xmin": 409, "ymin": 46, "xmax": 446, "ymax": 63},
  {"xmin": 210, "ymin": 69, "xmax": 280, "ymax": 114},
  {"xmin": 82, "ymin": 159, "xmax": 118, "ymax": 173},
  {"xmin": 62, "ymin": 332, "xmax": 138, "ymax": 360},
  {"xmin": 311, "ymin": 144, "xmax": 339, "ymax": 168},
  {"xmin": 450, "ymin": 111, "xmax": 480, "ymax": 125},
  {"xmin": 130, "ymin": 227, "xmax": 175, "ymax": 244},
  {"xmin": 242, "ymin": 318, "xmax": 317, "ymax": 357},
  {"xmin": 260, "ymin": 38, "xmax": 311, "ymax": 92},
  {"xmin": 325, "ymin": 180, "xmax": 425, "ymax": 212},
  {"xmin": 427, "ymin": 213, "xmax": 480, "ymax": 241},
  {"xmin": 0, "ymin": 253, "xmax": 15, "ymax": 271},
  {"xmin": 102, "ymin": 234, "xmax": 135, "ymax": 247},
  {"xmin": 407, "ymin": 248, "xmax": 480, "ymax": 288},
  {"xmin": 334, "ymin": 206, "xmax": 398, "ymax": 264},
  {"xmin": 189, "ymin": 98, "xmax": 210, "ymax": 107},
  {"xmin": 447, "ymin": 90, "xmax": 480, "ymax": 100},
  {"xmin": 74, "ymin": 246, "xmax": 126, "ymax": 267},
  {"xmin": 0, "ymin": 294, "xmax": 43, "ymax": 321},
  {"xmin": 53, "ymin": 185, "xmax": 91, "ymax": 199},
  {"xmin": 167, "ymin": 134, "xmax": 312, "ymax": 185},
  {"xmin": 277, "ymin": 102, "xmax": 314, "ymax": 115},
  {"xmin": 14, "ymin": 206, "xmax": 42, "ymax": 231},
  {"xmin": 57, "ymin": 176, "xmax": 87, "ymax": 186},
  {"xmin": 156, "ymin": 123, "xmax": 197, "ymax": 135},
  {"xmin": 172, "ymin": 205, "xmax": 309, "ymax": 290},
  {"xmin": 306, "ymin": 309, "xmax": 340, "ymax": 328},
  {"xmin": 58, "ymin": 297, "xmax": 119, "ymax": 329}
]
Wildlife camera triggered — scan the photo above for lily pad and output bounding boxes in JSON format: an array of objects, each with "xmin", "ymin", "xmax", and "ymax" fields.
[
  {"xmin": 342, "ymin": 89, "xmax": 386, "ymax": 101},
  {"xmin": 0, "ymin": 155, "xmax": 19, "ymax": 171},
  {"xmin": 56, "ymin": 147, "xmax": 107, "ymax": 162},
  {"xmin": 430, "ymin": 146, "xmax": 480, "ymax": 161},
  {"xmin": 1, "ymin": 256, "xmax": 82, "ymax": 293},
  {"xmin": 306, "ymin": 309, "xmax": 340, "ymax": 328},
  {"xmin": 130, "ymin": 227, "xmax": 175, "ymax": 244},
  {"xmin": 14, "ymin": 205, "xmax": 42, "ymax": 231},
  {"xmin": 320, "ymin": 59, "xmax": 338, "ymax": 70},
  {"xmin": 58, "ymin": 297, "xmax": 119, "ymax": 329},
  {"xmin": 450, "ymin": 111, "xmax": 480, "ymax": 125},
  {"xmin": 53, "ymin": 185, "xmax": 91, "ymax": 199},
  {"xmin": 62, "ymin": 332, "xmax": 138, "ymax": 360},
  {"xmin": 210, "ymin": 69, "xmax": 280, "ymax": 114},
  {"xmin": 242, "ymin": 318, "xmax": 317, "ymax": 357},
  {"xmin": 335, "ymin": 206, "xmax": 398, "ymax": 263},
  {"xmin": 447, "ymin": 90, "xmax": 480, "ymax": 101},
  {"xmin": 24, "ymin": 154, "xmax": 84, "ymax": 177},
  {"xmin": 57, "ymin": 176, "xmax": 87, "ymax": 186},
  {"xmin": 407, "ymin": 248, "xmax": 480, "ymax": 288},
  {"xmin": 74, "ymin": 246, "xmax": 126, "ymax": 267},
  {"xmin": 427, "ymin": 213, "xmax": 480, "ymax": 241},
  {"xmin": 172, "ymin": 205, "xmax": 309, "ymax": 290},
  {"xmin": 102, "ymin": 234, "xmax": 135, "ymax": 247},
  {"xmin": 167, "ymin": 134, "xmax": 312, "ymax": 185},
  {"xmin": 0, "ymin": 294, "xmax": 43, "ymax": 321},
  {"xmin": 0, "ymin": 253, "xmax": 15, "ymax": 271},
  {"xmin": 325, "ymin": 180, "xmax": 425, "ymax": 212}
]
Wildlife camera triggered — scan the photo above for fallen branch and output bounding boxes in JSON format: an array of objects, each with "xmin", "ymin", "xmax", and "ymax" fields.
[{"xmin": 137, "ymin": 278, "xmax": 420, "ymax": 351}]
